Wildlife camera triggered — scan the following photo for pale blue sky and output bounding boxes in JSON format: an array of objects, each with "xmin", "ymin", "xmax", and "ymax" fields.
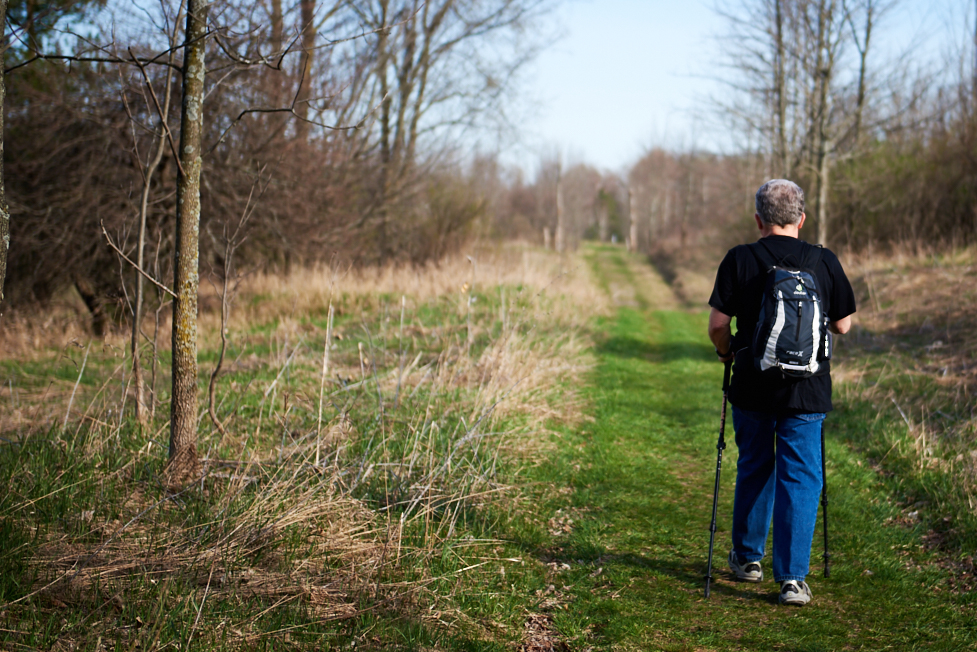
[{"xmin": 516, "ymin": 0, "xmax": 967, "ymax": 174}]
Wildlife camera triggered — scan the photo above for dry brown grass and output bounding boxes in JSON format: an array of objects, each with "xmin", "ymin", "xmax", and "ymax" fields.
[
  {"xmin": 0, "ymin": 243, "xmax": 605, "ymax": 648},
  {"xmin": 0, "ymin": 243, "xmax": 605, "ymax": 434},
  {"xmin": 237, "ymin": 242, "xmax": 608, "ymax": 325},
  {"xmin": 831, "ymin": 245, "xmax": 977, "ymax": 506}
]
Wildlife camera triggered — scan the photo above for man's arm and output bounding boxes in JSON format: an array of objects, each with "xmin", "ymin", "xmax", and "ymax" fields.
[
  {"xmin": 829, "ymin": 315, "xmax": 851, "ymax": 334},
  {"xmin": 709, "ymin": 308, "xmax": 734, "ymax": 362}
]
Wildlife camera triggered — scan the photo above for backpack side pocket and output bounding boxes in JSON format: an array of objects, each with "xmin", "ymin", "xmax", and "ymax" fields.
[{"xmin": 818, "ymin": 316, "xmax": 833, "ymax": 361}]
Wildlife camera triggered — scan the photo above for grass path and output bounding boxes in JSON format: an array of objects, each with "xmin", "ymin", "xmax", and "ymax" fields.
[{"xmin": 494, "ymin": 245, "xmax": 976, "ymax": 651}]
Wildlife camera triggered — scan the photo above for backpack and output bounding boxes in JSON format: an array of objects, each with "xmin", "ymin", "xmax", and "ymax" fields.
[{"xmin": 749, "ymin": 240, "xmax": 831, "ymax": 378}]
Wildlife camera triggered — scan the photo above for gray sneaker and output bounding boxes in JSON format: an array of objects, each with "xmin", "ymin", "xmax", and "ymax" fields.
[
  {"xmin": 779, "ymin": 580, "xmax": 813, "ymax": 606},
  {"xmin": 728, "ymin": 550, "xmax": 763, "ymax": 582}
]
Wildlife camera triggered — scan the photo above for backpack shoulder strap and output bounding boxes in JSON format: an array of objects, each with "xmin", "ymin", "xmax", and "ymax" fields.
[
  {"xmin": 748, "ymin": 240, "xmax": 780, "ymax": 272},
  {"xmin": 800, "ymin": 243, "xmax": 824, "ymax": 272}
]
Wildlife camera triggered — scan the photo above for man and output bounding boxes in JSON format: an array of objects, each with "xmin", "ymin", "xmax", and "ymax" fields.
[{"xmin": 707, "ymin": 179, "xmax": 856, "ymax": 606}]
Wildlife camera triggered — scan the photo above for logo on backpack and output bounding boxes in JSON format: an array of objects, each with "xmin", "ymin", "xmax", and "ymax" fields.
[{"xmin": 750, "ymin": 242, "xmax": 831, "ymax": 378}]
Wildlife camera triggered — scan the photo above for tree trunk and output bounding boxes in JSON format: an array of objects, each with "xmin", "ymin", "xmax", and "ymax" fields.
[
  {"xmin": 598, "ymin": 201, "xmax": 608, "ymax": 242},
  {"xmin": 555, "ymin": 166, "xmax": 565, "ymax": 253},
  {"xmin": 74, "ymin": 277, "xmax": 107, "ymax": 338},
  {"xmin": 852, "ymin": 0, "xmax": 874, "ymax": 146},
  {"xmin": 662, "ymin": 191, "xmax": 671, "ymax": 234},
  {"xmin": 817, "ymin": 147, "xmax": 830, "ymax": 246},
  {"xmin": 168, "ymin": 0, "xmax": 210, "ymax": 485},
  {"xmin": 296, "ymin": 0, "xmax": 316, "ymax": 138},
  {"xmin": 0, "ymin": 0, "xmax": 8, "ymax": 306},
  {"xmin": 972, "ymin": 0, "xmax": 977, "ymax": 114},
  {"xmin": 271, "ymin": 0, "xmax": 283, "ymax": 55},
  {"xmin": 775, "ymin": 0, "xmax": 791, "ymax": 177},
  {"xmin": 628, "ymin": 188, "xmax": 638, "ymax": 252},
  {"xmin": 811, "ymin": 0, "xmax": 835, "ymax": 246},
  {"xmin": 375, "ymin": 0, "xmax": 392, "ymax": 260}
]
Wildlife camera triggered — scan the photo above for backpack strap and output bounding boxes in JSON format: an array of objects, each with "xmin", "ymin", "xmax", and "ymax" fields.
[
  {"xmin": 800, "ymin": 243, "xmax": 824, "ymax": 273},
  {"xmin": 750, "ymin": 239, "xmax": 824, "ymax": 272}
]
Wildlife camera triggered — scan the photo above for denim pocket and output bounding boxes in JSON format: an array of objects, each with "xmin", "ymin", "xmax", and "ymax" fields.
[{"xmin": 793, "ymin": 412, "xmax": 826, "ymax": 423}]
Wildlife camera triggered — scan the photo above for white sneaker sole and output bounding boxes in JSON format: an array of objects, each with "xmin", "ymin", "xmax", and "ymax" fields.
[
  {"xmin": 779, "ymin": 582, "xmax": 812, "ymax": 605},
  {"xmin": 728, "ymin": 551, "xmax": 764, "ymax": 582}
]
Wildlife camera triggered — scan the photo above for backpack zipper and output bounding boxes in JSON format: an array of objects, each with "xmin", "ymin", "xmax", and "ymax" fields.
[{"xmin": 795, "ymin": 301, "xmax": 802, "ymax": 341}]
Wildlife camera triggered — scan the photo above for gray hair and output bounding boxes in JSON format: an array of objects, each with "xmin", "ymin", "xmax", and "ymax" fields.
[{"xmin": 755, "ymin": 179, "xmax": 805, "ymax": 227}]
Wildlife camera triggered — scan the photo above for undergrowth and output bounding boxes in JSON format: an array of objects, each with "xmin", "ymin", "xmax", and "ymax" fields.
[{"xmin": 0, "ymin": 245, "xmax": 603, "ymax": 650}]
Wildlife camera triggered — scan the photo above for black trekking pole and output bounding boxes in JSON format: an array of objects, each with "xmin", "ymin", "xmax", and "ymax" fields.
[
  {"xmin": 705, "ymin": 359, "xmax": 733, "ymax": 599},
  {"xmin": 821, "ymin": 421, "xmax": 830, "ymax": 578}
]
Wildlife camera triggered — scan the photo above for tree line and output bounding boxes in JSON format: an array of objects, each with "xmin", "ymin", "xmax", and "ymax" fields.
[
  {"xmin": 0, "ymin": 0, "xmax": 550, "ymax": 310},
  {"xmin": 710, "ymin": 0, "xmax": 977, "ymax": 251},
  {"xmin": 482, "ymin": 0, "xmax": 977, "ymax": 259}
]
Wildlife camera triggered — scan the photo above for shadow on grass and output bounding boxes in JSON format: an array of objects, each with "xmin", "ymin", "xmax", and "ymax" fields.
[
  {"xmin": 507, "ymin": 535, "xmax": 777, "ymax": 605},
  {"xmin": 596, "ymin": 334, "xmax": 714, "ymax": 364}
]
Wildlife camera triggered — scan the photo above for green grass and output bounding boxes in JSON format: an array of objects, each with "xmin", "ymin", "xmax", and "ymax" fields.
[
  {"xmin": 453, "ymin": 245, "xmax": 976, "ymax": 651},
  {"xmin": 2, "ymin": 245, "xmax": 975, "ymax": 650},
  {"xmin": 0, "ymin": 259, "xmax": 591, "ymax": 651}
]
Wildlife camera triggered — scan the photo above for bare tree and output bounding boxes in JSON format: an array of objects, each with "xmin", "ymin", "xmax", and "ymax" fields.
[
  {"xmin": 0, "ymin": 0, "xmax": 7, "ymax": 306},
  {"xmin": 168, "ymin": 0, "xmax": 210, "ymax": 484},
  {"xmin": 127, "ymin": 4, "xmax": 184, "ymax": 426},
  {"xmin": 348, "ymin": 0, "xmax": 551, "ymax": 259},
  {"xmin": 2, "ymin": 0, "xmax": 557, "ymax": 331},
  {"xmin": 715, "ymin": 0, "xmax": 894, "ymax": 245}
]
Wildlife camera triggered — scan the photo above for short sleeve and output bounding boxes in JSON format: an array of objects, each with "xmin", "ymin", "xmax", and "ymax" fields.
[
  {"xmin": 709, "ymin": 249, "xmax": 739, "ymax": 316},
  {"xmin": 824, "ymin": 251, "xmax": 856, "ymax": 321}
]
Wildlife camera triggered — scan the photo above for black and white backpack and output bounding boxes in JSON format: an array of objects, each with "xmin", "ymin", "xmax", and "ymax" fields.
[{"xmin": 749, "ymin": 241, "xmax": 831, "ymax": 378}]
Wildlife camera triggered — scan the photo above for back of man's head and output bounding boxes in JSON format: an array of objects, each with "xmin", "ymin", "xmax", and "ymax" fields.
[{"xmin": 755, "ymin": 179, "xmax": 805, "ymax": 227}]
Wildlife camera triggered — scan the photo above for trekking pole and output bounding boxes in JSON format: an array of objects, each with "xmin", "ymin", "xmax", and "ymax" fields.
[
  {"xmin": 705, "ymin": 359, "xmax": 733, "ymax": 599},
  {"xmin": 821, "ymin": 421, "xmax": 830, "ymax": 578}
]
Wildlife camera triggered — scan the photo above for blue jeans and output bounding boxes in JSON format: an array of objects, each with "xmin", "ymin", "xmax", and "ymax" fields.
[{"xmin": 731, "ymin": 407, "xmax": 825, "ymax": 583}]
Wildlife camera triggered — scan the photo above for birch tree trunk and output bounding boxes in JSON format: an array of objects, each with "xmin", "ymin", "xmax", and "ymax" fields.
[
  {"xmin": 168, "ymin": 0, "xmax": 210, "ymax": 484},
  {"xmin": 0, "ymin": 0, "xmax": 8, "ymax": 306}
]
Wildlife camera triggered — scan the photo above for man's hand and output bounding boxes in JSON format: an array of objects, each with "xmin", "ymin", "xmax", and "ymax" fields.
[{"xmin": 708, "ymin": 308, "xmax": 734, "ymax": 363}]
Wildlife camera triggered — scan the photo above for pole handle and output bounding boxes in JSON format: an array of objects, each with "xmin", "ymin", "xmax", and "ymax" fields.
[{"xmin": 722, "ymin": 359, "xmax": 732, "ymax": 393}]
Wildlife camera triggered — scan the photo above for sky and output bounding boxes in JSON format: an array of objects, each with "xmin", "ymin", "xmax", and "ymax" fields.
[{"xmin": 514, "ymin": 0, "xmax": 966, "ymax": 175}]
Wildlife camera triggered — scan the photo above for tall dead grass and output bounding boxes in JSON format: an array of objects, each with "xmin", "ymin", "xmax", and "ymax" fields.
[
  {"xmin": 0, "ymin": 244, "xmax": 604, "ymax": 648},
  {"xmin": 833, "ymin": 245, "xmax": 977, "ymax": 512}
]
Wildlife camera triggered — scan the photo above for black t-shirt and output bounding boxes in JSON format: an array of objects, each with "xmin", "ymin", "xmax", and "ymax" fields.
[{"xmin": 709, "ymin": 235, "xmax": 857, "ymax": 414}]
